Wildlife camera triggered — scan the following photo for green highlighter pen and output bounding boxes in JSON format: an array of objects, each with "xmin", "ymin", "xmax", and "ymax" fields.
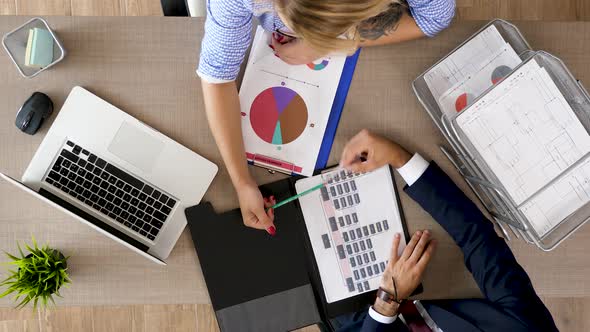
[{"xmin": 268, "ymin": 183, "xmax": 324, "ymax": 211}]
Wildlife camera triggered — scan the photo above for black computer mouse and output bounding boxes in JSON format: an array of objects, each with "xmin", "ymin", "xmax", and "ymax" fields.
[{"xmin": 15, "ymin": 92, "xmax": 54, "ymax": 135}]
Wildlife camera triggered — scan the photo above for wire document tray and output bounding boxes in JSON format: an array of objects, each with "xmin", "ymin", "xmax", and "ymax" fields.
[{"xmin": 413, "ymin": 19, "xmax": 590, "ymax": 251}]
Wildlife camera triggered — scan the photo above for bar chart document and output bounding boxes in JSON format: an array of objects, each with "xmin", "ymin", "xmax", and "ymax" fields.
[{"xmin": 295, "ymin": 166, "xmax": 405, "ymax": 303}]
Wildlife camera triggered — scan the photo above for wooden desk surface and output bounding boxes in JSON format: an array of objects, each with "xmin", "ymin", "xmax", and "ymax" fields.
[{"xmin": 0, "ymin": 16, "xmax": 588, "ymax": 306}]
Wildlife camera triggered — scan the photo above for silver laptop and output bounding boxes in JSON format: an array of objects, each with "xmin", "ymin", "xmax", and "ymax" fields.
[{"xmin": 2, "ymin": 86, "xmax": 218, "ymax": 265}]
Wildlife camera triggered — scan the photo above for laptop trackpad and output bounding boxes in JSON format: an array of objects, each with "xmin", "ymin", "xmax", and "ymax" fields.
[{"xmin": 108, "ymin": 121, "xmax": 164, "ymax": 173}]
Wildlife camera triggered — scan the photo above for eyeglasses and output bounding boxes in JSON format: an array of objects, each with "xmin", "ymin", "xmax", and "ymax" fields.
[{"xmin": 274, "ymin": 28, "xmax": 298, "ymax": 40}]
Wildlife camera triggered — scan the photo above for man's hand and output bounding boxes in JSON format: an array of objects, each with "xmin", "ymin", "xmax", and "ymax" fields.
[
  {"xmin": 236, "ymin": 179, "xmax": 277, "ymax": 235},
  {"xmin": 340, "ymin": 129, "xmax": 412, "ymax": 173},
  {"xmin": 374, "ymin": 231, "xmax": 437, "ymax": 316}
]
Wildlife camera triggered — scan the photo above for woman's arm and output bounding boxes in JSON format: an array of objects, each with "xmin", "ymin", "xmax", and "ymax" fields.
[
  {"xmin": 360, "ymin": 12, "xmax": 425, "ymax": 47},
  {"xmin": 360, "ymin": 0, "xmax": 456, "ymax": 47},
  {"xmin": 201, "ymin": 82, "xmax": 276, "ymax": 233},
  {"xmin": 202, "ymin": 81, "xmax": 250, "ymax": 187}
]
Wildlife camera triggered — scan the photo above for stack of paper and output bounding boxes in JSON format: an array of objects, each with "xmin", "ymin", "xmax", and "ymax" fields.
[
  {"xmin": 24, "ymin": 28, "xmax": 54, "ymax": 68},
  {"xmin": 456, "ymin": 59, "xmax": 590, "ymax": 237},
  {"xmin": 424, "ymin": 25, "xmax": 522, "ymax": 118}
]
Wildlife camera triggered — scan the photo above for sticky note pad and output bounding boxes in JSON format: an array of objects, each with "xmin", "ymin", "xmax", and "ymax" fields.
[
  {"xmin": 24, "ymin": 28, "xmax": 54, "ymax": 68},
  {"xmin": 24, "ymin": 29, "xmax": 34, "ymax": 66}
]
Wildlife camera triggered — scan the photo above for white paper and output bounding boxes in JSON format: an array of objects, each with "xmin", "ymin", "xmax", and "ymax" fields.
[
  {"xmin": 295, "ymin": 166, "xmax": 406, "ymax": 303},
  {"xmin": 239, "ymin": 27, "xmax": 347, "ymax": 176},
  {"xmin": 520, "ymin": 156, "xmax": 590, "ymax": 237},
  {"xmin": 437, "ymin": 43, "xmax": 521, "ymax": 117},
  {"xmin": 457, "ymin": 59, "xmax": 590, "ymax": 209},
  {"xmin": 425, "ymin": 24, "xmax": 508, "ymax": 100}
]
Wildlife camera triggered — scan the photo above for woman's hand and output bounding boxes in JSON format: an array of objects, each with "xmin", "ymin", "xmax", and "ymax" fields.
[
  {"xmin": 237, "ymin": 179, "xmax": 277, "ymax": 235},
  {"xmin": 270, "ymin": 33, "xmax": 325, "ymax": 65},
  {"xmin": 374, "ymin": 231, "xmax": 436, "ymax": 316},
  {"xmin": 340, "ymin": 129, "xmax": 412, "ymax": 173}
]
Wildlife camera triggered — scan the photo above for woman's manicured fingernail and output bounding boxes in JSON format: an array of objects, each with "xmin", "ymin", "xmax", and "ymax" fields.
[
  {"xmin": 274, "ymin": 53, "xmax": 280, "ymax": 58},
  {"xmin": 395, "ymin": 233, "xmax": 400, "ymax": 238},
  {"xmin": 267, "ymin": 226, "xmax": 276, "ymax": 236},
  {"xmin": 269, "ymin": 44, "xmax": 274, "ymax": 50},
  {"xmin": 416, "ymin": 230, "xmax": 422, "ymax": 236},
  {"xmin": 424, "ymin": 229, "xmax": 430, "ymax": 235}
]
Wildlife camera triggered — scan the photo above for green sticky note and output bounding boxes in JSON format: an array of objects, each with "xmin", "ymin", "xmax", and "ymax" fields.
[
  {"xmin": 25, "ymin": 28, "xmax": 54, "ymax": 68},
  {"xmin": 24, "ymin": 29, "xmax": 34, "ymax": 66}
]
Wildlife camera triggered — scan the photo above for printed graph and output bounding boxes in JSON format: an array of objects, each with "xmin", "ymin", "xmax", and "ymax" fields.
[
  {"xmin": 491, "ymin": 65, "xmax": 512, "ymax": 84},
  {"xmin": 455, "ymin": 92, "xmax": 475, "ymax": 112},
  {"xmin": 453, "ymin": 65, "xmax": 512, "ymax": 112},
  {"xmin": 307, "ymin": 58, "xmax": 330, "ymax": 71},
  {"xmin": 457, "ymin": 61, "xmax": 590, "ymax": 206},
  {"xmin": 249, "ymin": 87, "xmax": 308, "ymax": 145}
]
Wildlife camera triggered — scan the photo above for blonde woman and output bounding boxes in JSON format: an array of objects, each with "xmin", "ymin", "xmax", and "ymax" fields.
[{"xmin": 198, "ymin": 0, "xmax": 456, "ymax": 235}]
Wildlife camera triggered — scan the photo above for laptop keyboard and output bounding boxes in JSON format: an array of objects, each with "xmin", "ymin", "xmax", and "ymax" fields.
[{"xmin": 43, "ymin": 140, "xmax": 177, "ymax": 241}]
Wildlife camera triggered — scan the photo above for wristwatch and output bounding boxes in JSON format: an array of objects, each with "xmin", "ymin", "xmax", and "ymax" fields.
[{"xmin": 376, "ymin": 287, "xmax": 399, "ymax": 304}]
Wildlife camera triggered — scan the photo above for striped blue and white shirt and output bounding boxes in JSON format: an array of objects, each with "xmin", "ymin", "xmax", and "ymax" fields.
[{"xmin": 197, "ymin": 0, "xmax": 456, "ymax": 83}]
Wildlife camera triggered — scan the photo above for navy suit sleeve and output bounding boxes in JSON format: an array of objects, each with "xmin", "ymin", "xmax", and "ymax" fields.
[{"xmin": 404, "ymin": 163, "xmax": 557, "ymax": 331}]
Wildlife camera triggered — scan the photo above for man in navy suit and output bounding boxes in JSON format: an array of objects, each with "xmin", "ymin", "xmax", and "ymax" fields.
[{"xmin": 334, "ymin": 130, "xmax": 558, "ymax": 332}]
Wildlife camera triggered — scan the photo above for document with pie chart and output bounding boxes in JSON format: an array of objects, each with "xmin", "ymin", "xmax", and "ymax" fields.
[
  {"xmin": 424, "ymin": 24, "xmax": 523, "ymax": 118},
  {"xmin": 239, "ymin": 27, "xmax": 351, "ymax": 176},
  {"xmin": 437, "ymin": 44, "xmax": 521, "ymax": 118}
]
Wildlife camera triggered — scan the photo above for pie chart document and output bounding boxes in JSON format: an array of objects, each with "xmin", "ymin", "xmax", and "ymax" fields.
[{"xmin": 239, "ymin": 27, "xmax": 347, "ymax": 176}]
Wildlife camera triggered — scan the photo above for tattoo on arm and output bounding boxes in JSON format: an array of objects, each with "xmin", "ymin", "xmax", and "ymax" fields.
[{"xmin": 358, "ymin": 1, "xmax": 410, "ymax": 40}]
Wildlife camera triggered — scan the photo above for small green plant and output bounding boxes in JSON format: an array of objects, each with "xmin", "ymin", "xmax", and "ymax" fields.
[{"xmin": 0, "ymin": 237, "xmax": 70, "ymax": 309}]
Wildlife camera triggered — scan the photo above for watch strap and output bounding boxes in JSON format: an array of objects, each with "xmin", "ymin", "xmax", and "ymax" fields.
[
  {"xmin": 377, "ymin": 287, "xmax": 394, "ymax": 304},
  {"xmin": 377, "ymin": 287, "xmax": 404, "ymax": 304}
]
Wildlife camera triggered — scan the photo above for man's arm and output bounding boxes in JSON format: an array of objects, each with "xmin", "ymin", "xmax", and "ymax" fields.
[
  {"xmin": 339, "ymin": 130, "xmax": 435, "ymax": 331},
  {"xmin": 404, "ymin": 161, "xmax": 558, "ymax": 331},
  {"xmin": 340, "ymin": 130, "xmax": 557, "ymax": 331}
]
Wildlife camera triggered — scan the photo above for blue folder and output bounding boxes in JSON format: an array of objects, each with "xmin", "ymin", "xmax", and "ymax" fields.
[{"xmin": 314, "ymin": 49, "xmax": 361, "ymax": 170}]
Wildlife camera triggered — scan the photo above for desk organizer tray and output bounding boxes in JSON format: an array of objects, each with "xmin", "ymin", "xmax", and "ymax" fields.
[
  {"xmin": 413, "ymin": 19, "xmax": 590, "ymax": 251},
  {"xmin": 2, "ymin": 17, "xmax": 66, "ymax": 78}
]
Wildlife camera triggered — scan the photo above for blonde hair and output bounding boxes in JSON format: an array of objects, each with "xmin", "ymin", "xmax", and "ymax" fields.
[{"xmin": 276, "ymin": 0, "xmax": 402, "ymax": 54}]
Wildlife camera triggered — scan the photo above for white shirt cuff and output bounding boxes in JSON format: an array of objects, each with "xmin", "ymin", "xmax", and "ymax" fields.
[
  {"xmin": 368, "ymin": 306, "xmax": 397, "ymax": 324},
  {"xmin": 196, "ymin": 70, "xmax": 235, "ymax": 84},
  {"xmin": 396, "ymin": 153, "xmax": 429, "ymax": 186}
]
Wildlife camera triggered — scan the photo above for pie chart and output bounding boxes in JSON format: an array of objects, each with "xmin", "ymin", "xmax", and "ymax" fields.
[
  {"xmin": 455, "ymin": 92, "xmax": 474, "ymax": 112},
  {"xmin": 491, "ymin": 65, "xmax": 512, "ymax": 84},
  {"xmin": 250, "ymin": 87, "xmax": 308, "ymax": 145},
  {"xmin": 307, "ymin": 58, "xmax": 329, "ymax": 70}
]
